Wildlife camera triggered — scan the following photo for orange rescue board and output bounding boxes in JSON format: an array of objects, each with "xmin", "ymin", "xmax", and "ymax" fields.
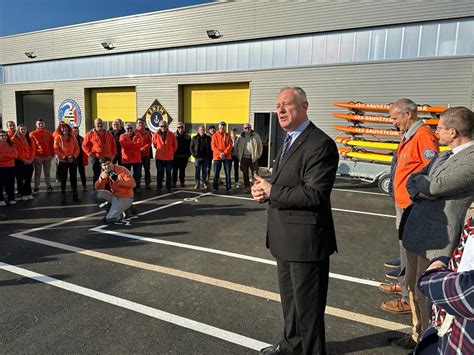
[
  {"xmin": 333, "ymin": 125, "xmax": 401, "ymax": 137},
  {"xmin": 333, "ymin": 101, "xmax": 448, "ymax": 114},
  {"xmin": 332, "ymin": 113, "xmax": 439, "ymax": 126}
]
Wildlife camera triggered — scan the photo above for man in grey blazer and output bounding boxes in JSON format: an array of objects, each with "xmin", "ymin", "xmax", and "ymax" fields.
[
  {"xmin": 399, "ymin": 106, "xmax": 474, "ymax": 349},
  {"xmin": 252, "ymin": 87, "xmax": 339, "ymax": 355}
]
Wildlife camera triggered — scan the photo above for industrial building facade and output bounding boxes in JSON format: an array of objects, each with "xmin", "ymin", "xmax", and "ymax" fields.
[{"xmin": 0, "ymin": 1, "xmax": 473, "ymax": 166}]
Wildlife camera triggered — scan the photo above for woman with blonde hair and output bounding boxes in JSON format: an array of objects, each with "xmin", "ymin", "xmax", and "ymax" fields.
[{"xmin": 11, "ymin": 124, "xmax": 36, "ymax": 200}]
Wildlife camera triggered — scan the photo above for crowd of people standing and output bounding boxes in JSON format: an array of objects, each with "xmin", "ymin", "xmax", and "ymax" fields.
[{"xmin": 0, "ymin": 117, "xmax": 263, "ymax": 211}]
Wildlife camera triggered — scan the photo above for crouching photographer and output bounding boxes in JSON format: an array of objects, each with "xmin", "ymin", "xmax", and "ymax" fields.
[{"xmin": 92, "ymin": 157, "xmax": 136, "ymax": 223}]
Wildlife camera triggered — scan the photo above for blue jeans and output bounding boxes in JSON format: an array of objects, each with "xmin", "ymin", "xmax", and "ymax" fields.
[
  {"xmin": 213, "ymin": 159, "xmax": 231, "ymax": 191},
  {"xmin": 194, "ymin": 158, "xmax": 209, "ymax": 184},
  {"xmin": 156, "ymin": 160, "xmax": 173, "ymax": 190}
]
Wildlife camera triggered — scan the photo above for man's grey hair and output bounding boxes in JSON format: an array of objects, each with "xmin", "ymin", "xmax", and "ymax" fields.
[
  {"xmin": 441, "ymin": 106, "xmax": 474, "ymax": 138},
  {"xmin": 278, "ymin": 86, "xmax": 308, "ymax": 103},
  {"xmin": 392, "ymin": 98, "xmax": 418, "ymax": 116}
]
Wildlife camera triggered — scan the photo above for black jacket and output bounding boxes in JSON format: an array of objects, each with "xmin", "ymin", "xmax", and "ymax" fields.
[
  {"xmin": 190, "ymin": 134, "xmax": 212, "ymax": 159},
  {"xmin": 174, "ymin": 132, "xmax": 191, "ymax": 159}
]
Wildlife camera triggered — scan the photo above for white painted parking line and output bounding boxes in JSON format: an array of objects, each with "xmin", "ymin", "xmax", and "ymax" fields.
[
  {"xmin": 3, "ymin": 235, "xmax": 409, "ymax": 332},
  {"xmin": 0, "ymin": 262, "xmax": 271, "ymax": 351},
  {"xmin": 332, "ymin": 208, "xmax": 395, "ymax": 218},
  {"xmin": 90, "ymin": 225, "xmax": 381, "ymax": 287},
  {"xmin": 333, "ymin": 188, "xmax": 388, "ymax": 196}
]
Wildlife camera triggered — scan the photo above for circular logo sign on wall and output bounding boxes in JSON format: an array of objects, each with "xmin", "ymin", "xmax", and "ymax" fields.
[{"xmin": 58, "ymin": 99, "xmax": 82, "ymax": 127}]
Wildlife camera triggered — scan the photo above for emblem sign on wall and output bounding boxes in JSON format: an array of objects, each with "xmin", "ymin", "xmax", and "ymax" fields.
[
  {"xmin": 142, "ymin": 99, "xmax": 173, "ymax": 132},
  {"xmin": 58, "ymin": 99, "xmax": 82, "ymax": 127}
]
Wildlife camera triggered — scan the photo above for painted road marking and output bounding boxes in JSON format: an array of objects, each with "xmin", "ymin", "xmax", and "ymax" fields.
[
  {"xmin": 8, "ymin": 231, "xmax": 408, "ymax": 332},
  {"xmin": 0, "ymin": 262, "xmax": 270, "ymax": 351},
  {"xmin": 90, "ymin": 225, "xmax": 381, "ymax": 287},
  {"xmin": 332, "ymin": 208, "xmax": 395, "ymax": 218},
  {"xmin": 333, "ymin": 188, "xmax": 388, "ymax": 196}
]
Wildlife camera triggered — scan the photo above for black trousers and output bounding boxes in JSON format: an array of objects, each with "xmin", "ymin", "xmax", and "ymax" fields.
[
  {"xmin": 173, "ymin": 157, "xmax": 189, "ymax": 185},
  {"xmin": 91, "ymin": 157, "xmax": 101, "ymax": 186},
  {"xmin": 0, "ymin": 166, "xmax": 16, "ymax": 201},
  {"xmin": 15, "ymin": 160, "xmax": 33, "ymax": 196},
  {"xmin": 240, "ymin": 157, "xmax": 259, "ymax": 187},
  {"xmin": 57, "ymin": 160, "xmax": 78, "ymax": 194},
  {"xmin": 230, "ymin": 155, "xmax": 239, "ymax": 183},
  {"xmin": 141, "ymin": 156, "xmax": 151, "ymax": 187},
  {"xmin": 277, "ymin": 257, "xmax": 330, "ymax": 355},
  {"xmin": 77, "ymin": 160, "xmax": 87, "ymax": 187}
]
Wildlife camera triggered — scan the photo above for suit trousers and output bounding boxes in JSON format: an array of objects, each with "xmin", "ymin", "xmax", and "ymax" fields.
[
  {"xmin": 277, "ymin": 258, "xmax": 330, "ymax": 355},
  {"xmin": 405, "ymin": 250, "xmax": 431, "ymax": 342}
]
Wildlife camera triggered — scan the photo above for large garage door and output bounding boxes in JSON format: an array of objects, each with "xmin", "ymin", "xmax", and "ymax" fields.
[
  {"xmin": 183, "ymin": 83, "xmax": 249, "ymax": 131},
  {"xmin": 91, "ymin": 87, "xmax": 136, "ymax": 123}
]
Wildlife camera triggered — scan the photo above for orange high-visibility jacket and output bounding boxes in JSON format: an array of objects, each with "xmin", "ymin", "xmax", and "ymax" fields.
[
  {"xmin": 211, "ymin": 131, "xmax": 232, "ymax": 160},
  {"xmin": 54, "ymin": 135, "xmax": 80, "ymax": 163},
  {"xmin": 0, "ymin": 142, "xmax": 18, "ymax": 167},
  {"xmin": 120, "ymin": 133, "xmax": 143, "ymax": 164},
  {"xmin": 30, "ymin": 129, "xmax": 54, "ymax": 157},
  {"xmin": 82, "ymin": 129, "xmax": 117, "ymax": 159},
  {"xmin": 394, "ymin": 125, "xmax": 439, "ymax": 209},
  {"xmin": 135, "ymin": 128, "xmax": 152, "ymax": 157},
  {"xmin": 12, "ymin": 135, "xmax": 36, "ymax": 162},
  {"xmin": 94, "ymin": 164, "xmax": 136, "ymax": 198},
  {"xmin": 152, "ymin": 130, "xmax": 177, "ymax": 161}
]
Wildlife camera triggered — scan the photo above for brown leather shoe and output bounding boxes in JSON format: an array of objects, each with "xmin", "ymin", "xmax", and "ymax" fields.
[
  {"xmin": 378, "ymin": 283, "xmax": 402, "ymax": 294},
  {"xmin": 380, "ymin": 298, "xmax": 411, "ymax": 314}
]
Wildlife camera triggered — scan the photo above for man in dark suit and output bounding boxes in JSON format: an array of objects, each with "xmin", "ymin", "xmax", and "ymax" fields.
[{"xmin": 252, "ymin": 87, "xmax": 339, "ymax": 355}]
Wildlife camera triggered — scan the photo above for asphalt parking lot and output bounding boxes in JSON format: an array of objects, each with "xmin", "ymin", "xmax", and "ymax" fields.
[{"xmin": 0, "ymin": 174, "xmax": 412, "ymax": 354}]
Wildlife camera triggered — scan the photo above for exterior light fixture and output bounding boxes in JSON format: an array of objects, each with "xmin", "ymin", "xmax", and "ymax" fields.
[
  {"xmin": 206, "ymin": 30, "xmax": 222, "ymax": 39},
  {"xmin": 101, "ymin": 42, "xmax": 115, "ymax": 50},
  {"xmin": 24, "ymin": 52, "xmax": 37, "ymax": 59}
]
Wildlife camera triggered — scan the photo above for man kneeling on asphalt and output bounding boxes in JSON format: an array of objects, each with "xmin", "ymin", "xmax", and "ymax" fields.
[{"xmin": 93, "ymin": 157, "xmax": 136, "ymax": 223}]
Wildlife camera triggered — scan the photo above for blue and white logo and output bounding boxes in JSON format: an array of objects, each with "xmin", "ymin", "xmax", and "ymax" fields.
[
  {"xmin": 423, "ymin": 148, "xmax": 436, "ymax": 160},
  {"xmin": 58, "ymin": 99, "xmax": 82, "ymax": 127}
]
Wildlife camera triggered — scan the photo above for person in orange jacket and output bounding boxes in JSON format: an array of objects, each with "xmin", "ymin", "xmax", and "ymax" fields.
[
  {"xmin": 152, "ymin": 120, "xmax": 177, "ymax": 194},
  {"xmin": 82, "ymin": 118, "xmax": 117, "ymax": 186},
  {"xmin": 0, "ymin": 130, "xmax": 18, "ymax": 206},
  {"xmin": 30, "ymin": 118, "xmax": 55, "ymax": 194},
  {"xmin": 11, "ymin": 124, "xmax": 36, "ymax": 200},
  {"xmin": 72, "ymin": 124, "xmax": 89, "ymax": 191},
  {"xmin": 54, "ymin": 123, "xmax": 80, "ymax": 205},
  {"xmin": 6, "ymin": 121, "xmax": 16, "ymax": 139},
  {"xmin": 135, "ymin": 118, "xmax": 153, "ymax": 190},
  {"xmin": 211, "ymin": 121, "xmax": 233, "ymax": 194},
  {"xmin": 120, "ymin": 123, "xmax": 143, "ymax": 193},
  {"xmin": 93, "ymin": 157, "xmax": 136, "ymax": 223}
]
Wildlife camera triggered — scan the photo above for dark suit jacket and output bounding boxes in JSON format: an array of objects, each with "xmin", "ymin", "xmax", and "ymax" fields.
[{"xmin": 267, "ymin": 121, "xmax": 339, "ymax": 262}]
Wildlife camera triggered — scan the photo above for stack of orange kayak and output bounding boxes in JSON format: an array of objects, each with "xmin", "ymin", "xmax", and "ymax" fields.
[{"xmin": 332, "ymin": 101, "xmax": 450, "ymax": 164}]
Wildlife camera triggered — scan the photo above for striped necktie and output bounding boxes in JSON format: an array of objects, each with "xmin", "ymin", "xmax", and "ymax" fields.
[
  {"xmin": 280, "ymin": 134, "xmax": 292, "ymax": 161},
  {"xmin": 432, "ymin": 150, "xmax": 453, "ymax": 174}
]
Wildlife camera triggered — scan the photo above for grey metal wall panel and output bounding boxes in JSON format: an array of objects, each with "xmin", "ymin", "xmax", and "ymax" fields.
[
  {"xmin": 1, "ymin": 1, "xmax": 473, "ymax": 65},
  {"xmin": 2, "ymin": 57, "xmax": 473, "ymax": 136}
]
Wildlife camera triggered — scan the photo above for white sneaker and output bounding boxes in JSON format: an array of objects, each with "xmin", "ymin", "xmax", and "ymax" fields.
[
  {"xmin": 0, "ymin": 201, "xmax": 6, "ymax": 206},
  {"xmin": 7, "ymin": 200, "xmax": 16, "ymax": 205},
  {"xmin": 21, "ymin": 196, "xmax": 28, "ymax": 201},
  {"xmin": 27, "ymin": 195, "xmax": 34, "ymax": 200}
]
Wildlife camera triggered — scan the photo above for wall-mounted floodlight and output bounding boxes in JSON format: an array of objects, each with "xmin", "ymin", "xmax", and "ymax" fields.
[
  {"xmin": 206, "ymin": 30, "xmax": 222, "ymax": 39},
  {"xmin": 101, "ymin": 42, "xmax": 115, "ymax": 50},
  {"xmin": 25, "ymin": 52, "xmax": 37, "ymax": 59}
]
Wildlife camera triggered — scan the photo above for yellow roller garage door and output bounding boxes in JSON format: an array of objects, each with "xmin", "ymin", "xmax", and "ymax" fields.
[
  {"xmin": 183, "ymin": 83, "xmax": 249, "ymax": 126},
  {"xmin": 91, "ymin": 87, "xmax": 136, "ymax": 122}
]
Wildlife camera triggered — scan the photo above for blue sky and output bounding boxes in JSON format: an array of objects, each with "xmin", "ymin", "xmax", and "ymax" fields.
[{"xmin": 0, "ymin": 0, "xmax": 213, "ymax": 37}]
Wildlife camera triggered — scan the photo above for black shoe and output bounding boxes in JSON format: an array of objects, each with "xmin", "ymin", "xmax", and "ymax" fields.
[
  {"xmin": 390, "ymin": 335, "xmax": 417, "ymax": 350},
  {"xmin": 72, "ymin": 192, "xmax": 81, "ymax": 202},
  {"xmin": 260, "ymin": 344, "xmax": 285, "ymax": 355},
  {"xmin": 61, "ymin": 194, "xmax": 68, "ymax": 205},
  {"xmin": 134, "ymin": 187, "xmax": 142, "ymax": 194},
  {"xmin": 167, "ymin": 188, "xmax": 173, "ymax": 193},
  {"xmin": 156, "ymin": 188, "xmax": 162, "ymax": 195},
  {"xmin": 386, "ymin": 267, "xmax": 402, "ymax": 280},
  {"xmin": 384, "ymin": 257, "xmax": 401, "ymax": 269}
]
